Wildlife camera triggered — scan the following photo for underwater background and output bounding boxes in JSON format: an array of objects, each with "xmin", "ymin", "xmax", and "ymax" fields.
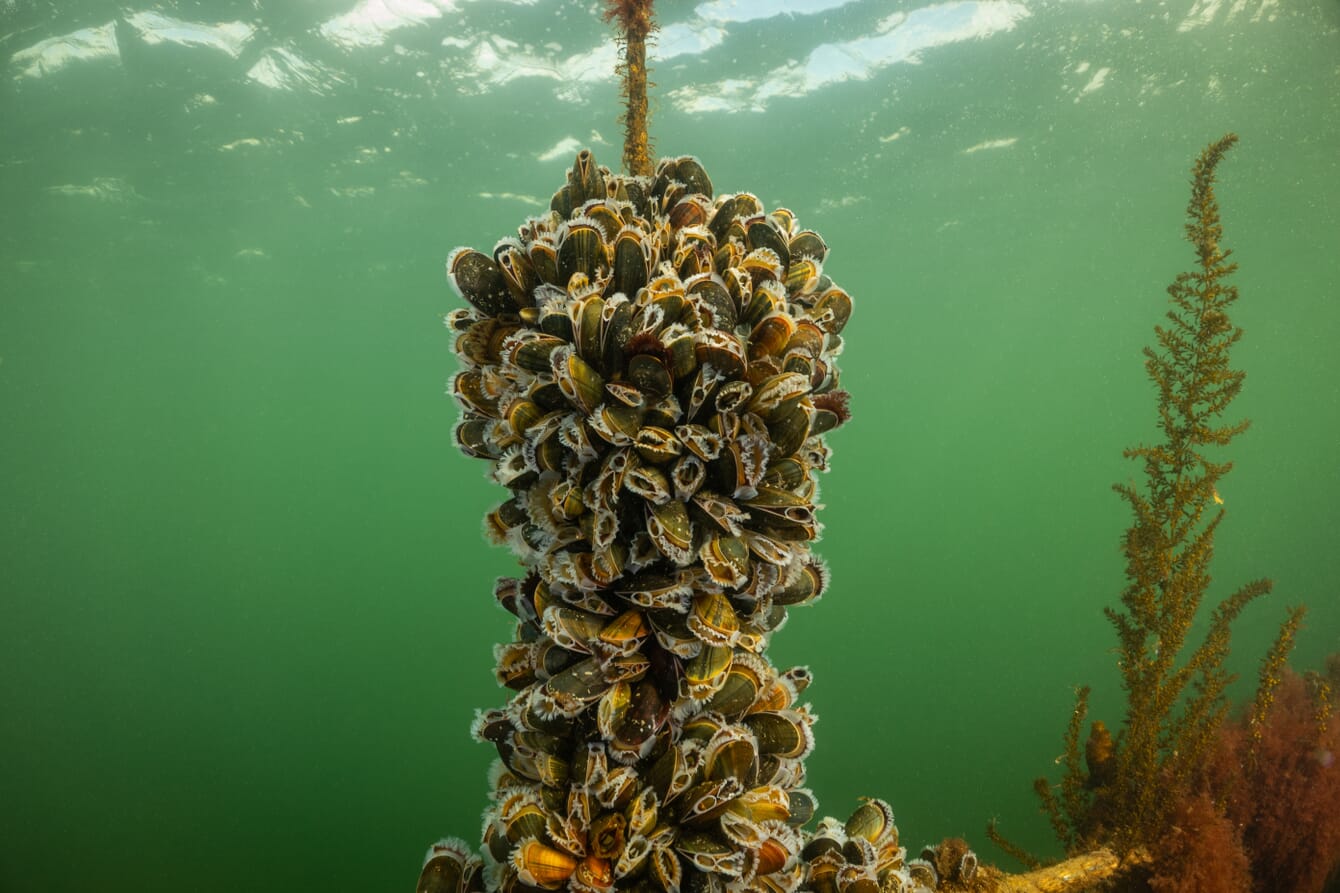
[{"xmin": 1, "ymin": 0, "xmax": 1338, "ymax": 890}]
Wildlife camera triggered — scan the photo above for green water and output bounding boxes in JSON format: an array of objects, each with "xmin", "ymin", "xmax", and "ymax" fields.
[{"xmin": 2, "ymin": 0, "xmax": 1337, "ymax": 889}]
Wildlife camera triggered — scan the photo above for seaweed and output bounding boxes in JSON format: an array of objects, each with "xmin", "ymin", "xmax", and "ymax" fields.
[{"xmin": 1034, "ymin": 134, "xmax": 1287, "ymax": 862}]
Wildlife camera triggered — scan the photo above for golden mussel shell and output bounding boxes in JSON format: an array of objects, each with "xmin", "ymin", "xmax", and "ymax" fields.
[
  {"xmin": 713, "ymin": 434, "xmax": 769, "ymax": 502},
  {"xmin": 614, "ymin": 833, "xmax": 652, "ymax": 880},
  {"xmin": 648, "ymin": 609, "xmax": 701, "ymax": 658},
  {"xmin": 784, "ymin": 256, "xmax": 821, "ymax": 297},
  {"xmin": 581, "ymin": 201, "xmax": 624, "ymax": 241},
  {"xmin": 684, "ymin": 365, "xmax": 725, "ymax": 424},
  {"xmin": 599, "ymin": 609, "xmax": 651, "ymax": 651},
  {"xmin": 674, "ymin": 228, "xmax": 716, "ymax": 279},
  {"xmin": 844, "ymin": 798, "xmax": 897, "ymax": 849},
  {"xmin": 550, "ymin": 347, "xmax": 605, "ymax": 415},
  {"xmin": 740, "ymin": 278, "xmax": 787, "ymax": 330},
  {"xmin": 661, "ymin": 325, "xmax": 699, "ymax": 380},
  {"xmin": 571, "ymin": 291, "xmax": 606, "ymax": 364},
  {"xmin": 589, "ymin": 810, "xmax": 630, "ymax": 861},
  {"xmin": 704, "ymin": 725, "xmax": 760, "ymax": 787},
  {"xmin": 749, "ymin": 311, "xmax": 798, "ymax": 361},
  {"xmin": 761, "ymin": 456, "xmax": 808, "ymax": 491},
  {"xmin": 905, "ymin": 859, "xmax": 938, "ymax": 889},
  {"xmin": 702, "ymin": 651, "xmax": 767, "ymax": 719},
  {"xmin": 542, "ymin": 660, "xmax": 609, "ymax": 719},
  {"xmin": 688, "ymin": 592, "xmax": 741, "ymax": 648},
  {"xmin": 590, "ymin": 401, "xmax": 643, "ymax": 446},
  {"xmin": 713, "ymin": 379, "xmax": 753, "ymax": 414},
  {"xmin": 499, "ymin": 790, "xmax": 550, "ymax": 844},
  {"xmin": 527, "ymin": 237, "xmax": 563, "ymax": 290},
  {"xmin": 504, "ymin": 329, "xmax": 565, "ymax": 374},
  {"xmin": 512, "ymin": 838, "xmax": 579, "ymax": 890},
  {"xmin": 677, "ymin": 423, "xmax": 724, "ymax": 461},
  {"xmin": 647, "ymin": 499, "xmax": 694, "ymax": 566},
  {"xmin": 596, "ymin": 764, "xmax": 640, "ymax": 809},
  {"xmin": 740, "ymin": 246, "xmax": 785, "ymax": 284},
  {"xmin": 599, "ymin": 296, "xmax": 636, "ymax": 375},
  {"xmin": 737, "ymin": 785, "xmax": 793, "ymax": 826},
  {"xmin": 684, "ymin": 643, "xmax": 733, "ymax": 700},
  {"xmin": 417, "ymin": 838, "xmax": 485, "ymax": 893},
  {"xmin": 679, "ymin": 776, "xmax": 746, "ymax": 828},
  {"xmin": 617, "ymin": 572, "xmax": 692, "ymax": 612},
  {"xmin": 450, "ymin": 369, "xmax": 498, "ymax": 417}
]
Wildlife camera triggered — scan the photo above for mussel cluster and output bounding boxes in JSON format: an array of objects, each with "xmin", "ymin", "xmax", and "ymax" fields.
[{"xmin": 421, "ymin": 151, "xmax": 933, "ymax": 893}]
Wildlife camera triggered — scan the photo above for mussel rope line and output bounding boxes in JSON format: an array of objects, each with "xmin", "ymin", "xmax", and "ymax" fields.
[{"xmin": 606, "ymin": 0, "xmax": 655, "ymax": 178}]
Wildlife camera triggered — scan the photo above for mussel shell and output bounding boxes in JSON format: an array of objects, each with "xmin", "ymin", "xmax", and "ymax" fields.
[
  {"xmin": 569, "ymin": 148, "xmax": 606, "ymax": 206},
  {"xmin": 684, "ymin": 643, "xmax": 733, "ymax": 700},
  {"xmin": 674, "ymin": 156, "xmax": 714, "ymax": 198},
  {"xmin": 772, "ymin": 560, "xmax": 829, "ymax": 606},
  {"xmin": 513, "ymin": 839, "xmax": 578, "ymax": 889},
  {"xmin": 613, "ymin": 678, "xmax": 669, "ymax": 755},
  {"xmin": 745, "ymin": 710, "xmax": 813, "ymax": 759},
  {"xmin": 810, "ymin": 286, "xmax": 853, "ymax": 334},
  {"xmin": 704, "ymin": 727, "xmax": 759, "ymax": 787},
  {"xmin": 845, "ymin": 798, "xmax": 898, "ymax": 847},
  {"xmin": 649, "ymin": 844, "xmax": 683, "ymax": 893},
  {"xmin": 558, "ymin": 220, "xmax": 605, "ymax": 285},
  {"xmin": 747, "ymin": 218, "xmax": 791, "ymax": 270},
  {"xmin": 418, "ymin": 839, "xmax": 484, "ymax": 893},
  {"xmin": 448, "ymin": 247, "xmax": 517, "ymax": 317},
  {"xmin": 628, "ymin": 353, "xmax": 673, "ymax": 399},
  {"xmin": 788, "ymin": 229, "xmax": 828, "ymax": 262},
  {"xmin": 612, "ymin": 230, "xmax": 652, "ymax": 301}
]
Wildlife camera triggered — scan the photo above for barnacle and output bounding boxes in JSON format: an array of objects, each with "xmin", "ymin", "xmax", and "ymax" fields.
[{"xmin": 433, "ymin": 150, "xmax": 864, "ymax": 893}]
